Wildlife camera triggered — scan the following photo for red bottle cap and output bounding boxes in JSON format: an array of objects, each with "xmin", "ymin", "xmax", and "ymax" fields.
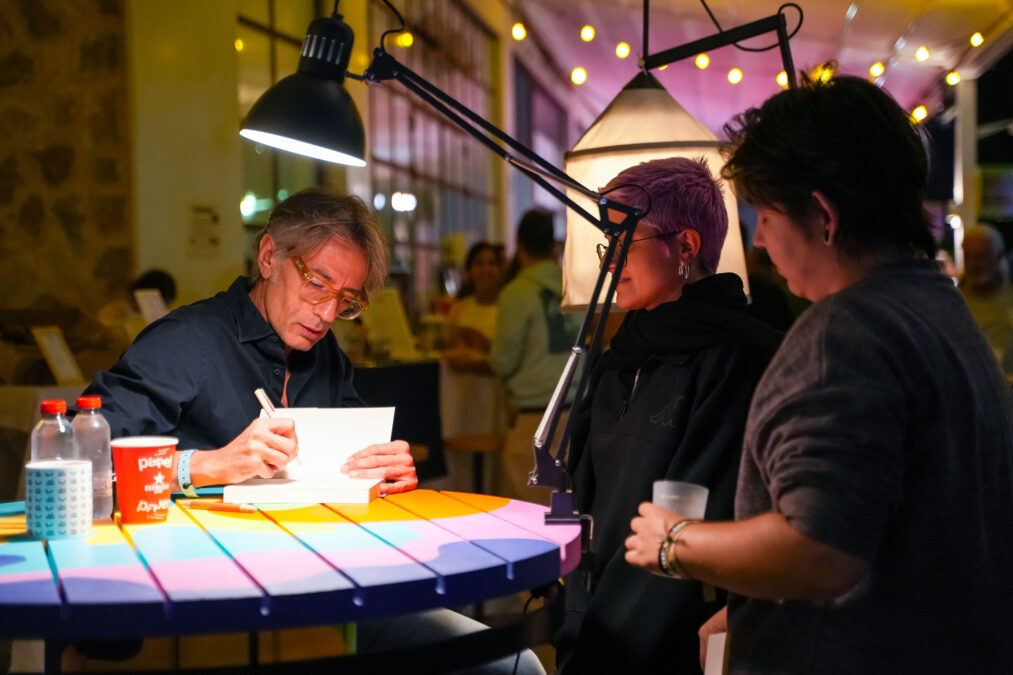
[
  {"xmin": 77, "ymin": 396, "xmax": 102, "ymax": 409},
  {"xmin": 40, "ymin": 399, "xmax": 67, "ymax": 414}
]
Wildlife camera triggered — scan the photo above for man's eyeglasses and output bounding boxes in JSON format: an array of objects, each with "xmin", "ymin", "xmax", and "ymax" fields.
[
  {"xmin": 291, "ymin": 257, "xmax": 368, "ymax": 320},
  {"xmin": 595, "ymin": 231, "xmax": 676, "ymax": 263}
]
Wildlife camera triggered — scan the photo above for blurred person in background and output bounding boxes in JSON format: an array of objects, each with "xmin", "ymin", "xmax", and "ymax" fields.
[
  {"xmin": 444, "ymin": 242, "xmax": 505, "ymax": 372},
  {"xmin": 959, "ymin": 223, "xmax": 1013, "ymax": 372},
  {"xmin": 489, "ymin": 209, "xmax": 580, "ymax": 505}
]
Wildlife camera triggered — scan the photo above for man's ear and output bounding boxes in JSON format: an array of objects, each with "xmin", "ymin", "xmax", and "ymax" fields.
[
  {"xmin": 258, "ymin": 235, "xmax": 278, "ymax": 280},
  {"xmin": 676, "ymin": 229, "xmax": 702, "ymax": 259}
]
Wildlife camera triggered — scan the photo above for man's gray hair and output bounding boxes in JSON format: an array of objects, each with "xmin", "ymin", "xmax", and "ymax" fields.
[{"xmin": 253, "ymin": 185, "xmax": 388, "ymax": 294}]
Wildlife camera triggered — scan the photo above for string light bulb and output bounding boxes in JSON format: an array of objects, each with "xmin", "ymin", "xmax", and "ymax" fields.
[
  {"xmin": 395, "ymin": 32, "xmax": 414, "ymax": 48},
  {"xmin": 580, "ymin": 25, "xmax": 595, "ymax": 42},
  {"xmin": 616, "ymin": 42, "xmax": 630, "ymax": 58},
  {"xmin": 728, "ymin": 68, "xmax": 743, "ymax": 84},
  {"xmin": 946, "ymin": 71, "xmax": 960, "ymax": 86},
  {"xmin": 235, "ymin": 38, "xmax": 244, "ymax": 52},
  {"xmin": 811, "ymin": 63, "xmax": 834, "ymax": 82},
  {"xmin": 970, "ymin": 32, "xmax": 984, "ymax": 47},
  {"xmin": 916, "ymin": 46, "xmax": 930, "ymax": 62},
  {"xmin": 777, "ymin": 71, "xmax": 788, "ymax": 88},
  {"xmin": 911, "ymin": 105, "xmax": 928, "ymax": 122},
  {"xmin": 870, "ymin": 62, "xmax": 885, "ymax": 78},
  {"xmin": 695, "ymin": 54, "xmax": 709, "ymax": 69},
  {"xmin": 571, "ymin": 67, "xmax": 587, "ymax": 85},
  {"xmin": 512, "ymin": 23, "xmax": 527, "ymax": 41}
]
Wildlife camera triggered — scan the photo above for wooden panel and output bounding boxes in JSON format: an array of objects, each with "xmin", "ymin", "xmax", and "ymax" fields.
[
  {"xmin": 443, "ymin": 491, "xmax": 582, "ymax": 575},
  {"xmin": 382, "ymin": 490, "xmax": 562, "ymax": 596},
  {"xmin": 47, "ymin": 518, "xmax": 165, "ymax": 638},
  {"xmin": 182, "ymin": 502, "xmax": 359, "ymax": 628},
  {"xmin": 123, "ymin": 503, "xmax": 263, "ymax": 634},
  {"xmin": 331, "ymin": 496, "xmax": 512, "ymax": 608},
  {"xmin": 260, "ymin": 503, "xmax": 436, "ymax": 618},
  {"xmin": 0, "ymin": 509, "xmax": 61, "ymax": 637}
]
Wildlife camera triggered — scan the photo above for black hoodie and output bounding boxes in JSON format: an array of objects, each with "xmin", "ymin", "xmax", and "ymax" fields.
[{"xmin": 558, "ymin": 273, "xmax": 782, "ymax": 675}]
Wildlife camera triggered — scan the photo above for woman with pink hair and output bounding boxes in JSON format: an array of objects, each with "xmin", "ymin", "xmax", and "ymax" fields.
[{"xmin": 556, "ymin": 157, "xmax": 781, "ymax": 674}]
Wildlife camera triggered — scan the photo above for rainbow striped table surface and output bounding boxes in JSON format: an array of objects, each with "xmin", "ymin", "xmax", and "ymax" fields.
[{"xmin": 0, "ymin": 490, "xmax": 581, "ymax": 640}]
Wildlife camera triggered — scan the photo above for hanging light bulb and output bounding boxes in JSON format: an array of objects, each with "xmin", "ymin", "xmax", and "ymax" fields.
[
  {"xmin": 911, "ymin": 105, "xmax": 928, "ymax": 122},
  {"xmin": 695, "ymin": 54, "xmax": 709, "ymax": 69},
  {"xmin": 235, "ymin": 38, "xmax": 245, "ymax": 52},
  {"xmin": 970, "ymin": 32, "xmax": 984, "ymax": 47},
  {"xmin": 571, "ymin": 67, "xmax": 587, "ymax": 85},
  {"xmin": 946, "ymin": 71, "xmax": 961, "ymax": 86},
  {"xmin": 395, "ymin": 32, "xmax": 414, "ymax": 48},
  {"xmin": 512, "ymin": 23, "xmax": 527, "ymax": 41},
  {"xmin": 580, "ymin": 25, "xmax": 595, "ymax": 42},
  {"xmin": 870, "ymin": 62, "xmax": 885, "ymax": 78},
  {"xmin": 916, "ymin": 46, "xmax": 930, "ymax": 62},
  {"xmin": 728, "ymin": 68, "xmax": 743, "ymax": 84},
  {"xmin": 616, "ymin": 42, "xmax": 631, "ymax": 58},
  {"xmin": 776, "ymin": 71, "xmax": 788, "ymax": 88}
]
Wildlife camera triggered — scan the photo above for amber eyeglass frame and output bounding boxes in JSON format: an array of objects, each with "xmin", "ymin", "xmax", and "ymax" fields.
[{"xmin": 291, "ymin": 256, "xmax": 368, "ymax": 320}]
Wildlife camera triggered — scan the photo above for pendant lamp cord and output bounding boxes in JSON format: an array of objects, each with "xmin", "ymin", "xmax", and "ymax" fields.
[
  {"xmin": 378, "ymin": 0, "xmax": 408, "ymax": 52},
  {"xmin": 642, "ymin": 0, "xmax": 649, "ymax": 72},
  {"xmin": 699, "ymin": 1, "xmax": 803, "ymax": 52}
]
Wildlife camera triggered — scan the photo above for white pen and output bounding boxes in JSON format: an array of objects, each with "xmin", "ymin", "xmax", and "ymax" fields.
[{"xmin": 254, "ymin": 387, "xmax": 302, "ymax": 465}]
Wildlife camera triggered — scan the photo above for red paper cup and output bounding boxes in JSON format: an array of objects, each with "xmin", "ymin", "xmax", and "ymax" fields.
[{"xmin": 111, "ymin": 436, "xmax": 177, "ymax": 524}]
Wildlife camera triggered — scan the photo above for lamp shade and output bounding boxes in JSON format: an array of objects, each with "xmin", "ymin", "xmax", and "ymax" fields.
[
  {"xmin": 239, "ymin": 13, "xmax": 367, "ymax": 167},
  {"xmin": 561, "ymin": 72, "xmax": 748, "ymax": 310}
]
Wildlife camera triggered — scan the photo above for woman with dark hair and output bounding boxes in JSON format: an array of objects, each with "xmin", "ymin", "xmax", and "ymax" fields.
[
  {"xmin": 626, "ymin": 70, "xmax": 1013, "ymax": 673},
  {"xmin": 445, "ymin": 242, "xmax": 505, "ymax": 364},
  {"xmin": 556, "ymin": 157, "xmax": 781, "ymax": 674}
]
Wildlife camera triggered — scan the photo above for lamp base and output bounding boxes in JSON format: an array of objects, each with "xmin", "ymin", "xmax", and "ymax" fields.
[{"xmin": 544, "ymin": 490, "xmax": 593, "ymax": 554}]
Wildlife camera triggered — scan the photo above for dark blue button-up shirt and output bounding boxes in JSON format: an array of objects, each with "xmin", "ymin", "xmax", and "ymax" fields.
[{"xmin": 85, "ymin": 277, "xmax": 363, "ymax": 449}]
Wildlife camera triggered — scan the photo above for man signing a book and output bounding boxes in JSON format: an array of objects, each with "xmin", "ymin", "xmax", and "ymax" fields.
[
  {"xmin": 84, "ymin": 185, "xmax": 417, "ymax": 497},
  {"xmin": 82, "ymin": 185, "xmax": 545, "ymax": 673}
]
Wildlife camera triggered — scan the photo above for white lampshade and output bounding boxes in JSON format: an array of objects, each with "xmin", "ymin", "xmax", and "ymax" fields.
[{"xmin": 561, "ymin": 72, "xmax": 749, "ymax": 311}]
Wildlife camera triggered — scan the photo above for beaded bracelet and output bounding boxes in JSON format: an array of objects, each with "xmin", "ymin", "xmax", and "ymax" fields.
[{"xmin": 658, "ymin": 518, "xmax": 702, "ymax": 579}]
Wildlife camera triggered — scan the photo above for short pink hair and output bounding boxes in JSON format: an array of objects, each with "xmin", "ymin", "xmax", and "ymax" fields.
[{"xmin": 602, "ymin": 156, "xmax": 728, "ymax": 273}]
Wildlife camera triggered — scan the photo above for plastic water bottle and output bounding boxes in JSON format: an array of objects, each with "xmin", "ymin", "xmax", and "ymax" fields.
[
  {"xmin": 30, "ymin": 399, "xmax": 76, "ymax": 462},
  {"xmin": 71, "ymin": 396, "xmax": 114, "ymax": 519}
]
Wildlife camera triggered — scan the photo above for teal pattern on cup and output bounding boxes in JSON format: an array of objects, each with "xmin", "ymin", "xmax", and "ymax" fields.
[{"xmin": 25, "ymin": 460, "xmax": 93, "ymax": 539}]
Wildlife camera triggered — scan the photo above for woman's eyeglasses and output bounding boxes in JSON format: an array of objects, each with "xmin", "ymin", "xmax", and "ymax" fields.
[
  {"xmin": 595, "ymin": 231, "xmax": 676, "ymax": 263},
  {"xmin": 291, "ymin": 257, "xmax": 368, "ymax": 320}
]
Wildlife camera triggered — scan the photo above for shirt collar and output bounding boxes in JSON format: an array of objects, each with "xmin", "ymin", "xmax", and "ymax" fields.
[{"xmin": 229, "ymin": 277, "xmax": 278, "ymax": 343}]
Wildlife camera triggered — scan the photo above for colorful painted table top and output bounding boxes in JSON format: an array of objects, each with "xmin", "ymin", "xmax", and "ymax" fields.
[{"xmin": 0, "ymin": 491, "xmax": 581, "ymax": 640}]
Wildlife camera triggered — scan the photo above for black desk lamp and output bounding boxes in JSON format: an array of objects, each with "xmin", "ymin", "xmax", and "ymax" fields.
[{"xmin": 240, "ymin": 0, "xmax": 798, "ymax": 544}]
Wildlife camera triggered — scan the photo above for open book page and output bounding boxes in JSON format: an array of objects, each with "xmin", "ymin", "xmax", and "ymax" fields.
[{"xmin": 223, "ymin": 406, "xmax": 395, "ymax": 505}]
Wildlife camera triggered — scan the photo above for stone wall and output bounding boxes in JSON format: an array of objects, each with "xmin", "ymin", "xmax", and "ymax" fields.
[{"xmin": 0, "ymin": 0, "xmax": 132, "ymax": 315}]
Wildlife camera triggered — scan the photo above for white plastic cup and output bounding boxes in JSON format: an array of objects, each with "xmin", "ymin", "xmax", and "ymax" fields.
[
  {"xmin": 25, "ymin": 460, "xmax": 93, "ymax": 539},
  {"xmin": 652, "ymin": 480, "xmax": 709, "ymax": 518}
]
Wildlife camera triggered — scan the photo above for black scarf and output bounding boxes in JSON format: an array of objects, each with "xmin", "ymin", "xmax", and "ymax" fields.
[{"xmin": 603, "ymin": 273, "xmax": 781, "ymax": 372}]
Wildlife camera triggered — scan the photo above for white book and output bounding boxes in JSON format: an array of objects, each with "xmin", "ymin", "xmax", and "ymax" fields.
[
  {"xmin": 223, "ymin": 476, "xmax": 382, "ymax": 504},
  {"xmin": 223, "ymin": 406, "xmax": 394, "ymax": 505}
]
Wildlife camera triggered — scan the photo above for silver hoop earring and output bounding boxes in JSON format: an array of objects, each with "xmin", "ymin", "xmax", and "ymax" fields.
[{"xmin": 678, "ymin": 263, "xmax": 690, "ymax": 280}]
